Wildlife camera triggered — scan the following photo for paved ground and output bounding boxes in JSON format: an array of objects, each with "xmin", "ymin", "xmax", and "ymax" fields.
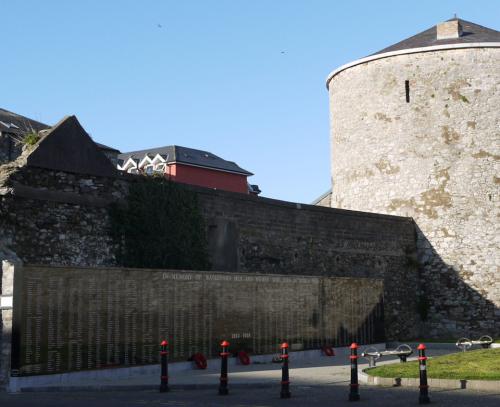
[
  {"xmin": 3, "ymin": 346, "xmax": 499, "ymax": 405},
  {"xmin": 14, "ymin": 348, "xmax": 457, "ymax": 390},
  {"xmin": 1, "ymin": 385, "xmax": 499, "ymax": 406}
]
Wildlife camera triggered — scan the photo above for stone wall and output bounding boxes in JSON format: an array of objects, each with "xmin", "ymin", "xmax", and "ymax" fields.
[
  {"xmin": 0, "ymin": 163, "xmax": 418, "ymax": 341},
  {"xmin": 198, "ymin": 187, "xmax": 418, "ymax": 339},
  {"xmin": 0, "ymin": 166, "xmax": 128, "ymax": 266},
  {"xmin": 0, "ymin": 259, "xmax": 17, "ymax": 390},
  {"xmin": 0, "ymin": 133, "xmax": 23, "ymax": 165},
  {"xmin": 328, "ymin": 47, "xmax": 500, "ymax": 337}
]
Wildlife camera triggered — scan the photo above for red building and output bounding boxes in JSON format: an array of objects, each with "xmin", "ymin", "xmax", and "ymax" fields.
[{"xmin": 118, "ymin": 145, "xmax": 259, "ymax": 195}]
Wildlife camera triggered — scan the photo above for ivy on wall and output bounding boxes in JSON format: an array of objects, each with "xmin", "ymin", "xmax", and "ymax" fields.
[{"xmin": 109, "ymin": 178, "xmax": 211, "ymax": 270}]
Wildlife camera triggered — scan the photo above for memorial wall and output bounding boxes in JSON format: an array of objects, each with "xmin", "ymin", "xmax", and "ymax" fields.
[{"xmin": 11, "ymin": 266, "xmax": 384, "ymax": 376}]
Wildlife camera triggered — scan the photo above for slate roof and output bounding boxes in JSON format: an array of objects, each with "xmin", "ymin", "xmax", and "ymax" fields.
[
  {"xmin": 373, "ymin": 18, "xmax": 500, "ymax": 56},
  {"xmin": 0, "ymin": 107, "xmax": 119, "ymax": 152},
  {"xmin": 119, "ymin": 145, "xmax": 253, "ymax": 176},
  {"xmin": 311, "ymin": 189, "xmax": 332, "ymax": 205},
  {"xmin": 0, "ymin": 108, "xmax": 50, "ymax": 134}
]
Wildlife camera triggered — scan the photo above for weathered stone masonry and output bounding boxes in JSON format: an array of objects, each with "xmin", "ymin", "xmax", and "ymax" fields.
[
  {"xmin": 328, "ymin": 47, "xmax": 500, "ymax": 337},
  {"xmin": 0, "ymin": 163, "xmax": 418, "ymax": 341},
  {"xmin": 0, "ymin": 166, "xmax": 127, "ymax": 266}
]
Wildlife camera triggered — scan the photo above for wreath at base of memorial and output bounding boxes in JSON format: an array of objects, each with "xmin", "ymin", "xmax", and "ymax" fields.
[
  {"xmin": 190, "ymin": 352, "xmax": 208, "ymax": 369},
  {"xmin": 237, "ymin": 350, "xmax": 251, "ymax": 365}
]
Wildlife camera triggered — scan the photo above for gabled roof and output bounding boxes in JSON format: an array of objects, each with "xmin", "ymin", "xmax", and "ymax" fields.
[
  {"xmin": 118, "ymin": 145, "xmax": 253, "ymax": 176},
  {"xmin": 26, "ymin": 116, "xmax": 117, "ymax": 177},
  {"xmin": 0, "ymin": 107, "xmax": 119, "ymax": 153},
  {"xmin": 372, "ymin": 18, "xmax": 500, "ymax": 55}
]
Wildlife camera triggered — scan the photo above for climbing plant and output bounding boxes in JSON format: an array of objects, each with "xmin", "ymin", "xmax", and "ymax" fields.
[{"xmin": 109, "ymin": 178, "xmax": 211, "ymax": 270}]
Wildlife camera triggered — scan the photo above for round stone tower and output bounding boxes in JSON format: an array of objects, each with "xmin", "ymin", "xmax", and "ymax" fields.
[{"xmin": 327, "ymin": 19, "xmax": 500, "ymax": 337}]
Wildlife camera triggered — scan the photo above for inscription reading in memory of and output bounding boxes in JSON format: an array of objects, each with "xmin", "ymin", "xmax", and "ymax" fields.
[{"xmin": 15, "ymin": 266, "xmax": 384, "ymax": 376}]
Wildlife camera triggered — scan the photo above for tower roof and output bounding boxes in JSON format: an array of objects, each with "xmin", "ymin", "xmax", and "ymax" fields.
[
  {"xmin": 326, "ymin": 18, "xmax": 500, "ymax": 89},
  {"xmin": 372, "ymin": 18, "xmax": 500, "ymax": 56}
]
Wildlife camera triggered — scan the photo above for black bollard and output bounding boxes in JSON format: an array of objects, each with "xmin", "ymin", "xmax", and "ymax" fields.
[
  {"xmin": 219, "ymin": 340, "xmax": 230, "ymax": 395},
  {"xmin": 159, "ymin": 339, "xmax": 169, "ymax": 393},
  {"xmin": 418, "ymin": 344, "xmax": 430, "ymax": 404},
  {"xmin": 280, "ymin": 342, "xmax": 291, "ymax": 399},
  {"xmin": 348, "ymin": 342, "xmax": 360, "ymax": 401}
]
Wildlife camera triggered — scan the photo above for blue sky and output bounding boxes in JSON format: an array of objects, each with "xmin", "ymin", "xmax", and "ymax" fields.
[{"xmin": 2, "ymin": 0, "xmax": 499, "ymax": 202}]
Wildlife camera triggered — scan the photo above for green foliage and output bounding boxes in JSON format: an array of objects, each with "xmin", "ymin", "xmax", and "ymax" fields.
[
  {"xmin": 23, "ymin": 132, "xmax": 40, "ymax": 145},
  {"xmin": 366, "ymin": 348, "xmax": 500, "ymax": 380},
  {"xmin": 401, "ymin": 338, "xmax": 456, "ymax": 343},
  {"xmin": 402, "ymin": 338, "xmax": 500, "ymax": 344},
  {"xmin": 109, "ymin": 178, "xmax": 211, "ymax": 270}
]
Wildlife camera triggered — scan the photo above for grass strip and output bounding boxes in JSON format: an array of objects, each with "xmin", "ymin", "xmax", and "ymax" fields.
[
  {"xmin": 400, "ymin": 338, "xmax": 499, "ymax": 344},
  {"xmin": 365, "ymin": 348, "xmax": 500, "ymax": 380}
]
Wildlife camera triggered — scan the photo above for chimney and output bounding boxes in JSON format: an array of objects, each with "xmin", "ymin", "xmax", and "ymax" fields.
[{"xmin": 436, "ymin": 20, "xmax": 463, "ymax": 40}]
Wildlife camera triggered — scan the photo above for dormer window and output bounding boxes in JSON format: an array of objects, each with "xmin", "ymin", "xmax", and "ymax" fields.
[
  {"xmin": 117, "ymin": 145, "xmax": 254, "ymax": 193},
  {"xmin": 0, "ymin": 121, "xmax": 20, "ymax": 129}
]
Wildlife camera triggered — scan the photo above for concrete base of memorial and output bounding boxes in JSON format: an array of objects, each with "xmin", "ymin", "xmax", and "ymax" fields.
[
  {"xmin": 8, "ymin": 344, "xmax": 385, "ymax": 392},
  {"xmin": 360, "ymin": 371, "xmax": 500, "ymax": 392}
]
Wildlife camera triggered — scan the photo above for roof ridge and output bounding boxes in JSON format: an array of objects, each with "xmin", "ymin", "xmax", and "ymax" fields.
[
  {"xmin": 118, "ymin": 145, "xmax": 252, "ymax": 176},
  {"xmin": 370, "ymin": 18, "xmax": 500, "ymax": 56},
  {"xmin": 0, "ymin": 107, "xmax": 50, "ymax": 130}
]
